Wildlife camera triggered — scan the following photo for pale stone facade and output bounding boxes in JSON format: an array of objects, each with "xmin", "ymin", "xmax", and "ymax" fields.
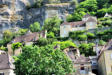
[
  {"xmin": 98, "ymin": 50, "xmax": 112, "ymax": 75},
  {"xmin": 98, "ymin": 40, "xmax": 112, "ymax": 75},
  {"xmin": 7, "ymin": 44, "xmax": 22, "ymax": 56}
]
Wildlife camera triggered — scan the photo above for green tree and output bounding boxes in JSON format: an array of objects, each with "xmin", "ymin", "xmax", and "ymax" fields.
[
  {"xmin": 42, "ymin": 17, "xmax": 61, "ymax": 37},
  {"xmin": 87, "ymin": 32, "xmax": 95, "ymax": 40},
  {"xmin": 99, "ymin": 40, "xmax": 106, "ymax": 45},
  {"xmin": 47, "ymin": 32, "xmax": 55, "ymax": 38},
  {"xmin": 77, "ymin": 34, "xmax": 87, "ymax": 41},
  {"xmin": 79, "ymin": 0, "xmax": 98, "ymax": 12},
  {"xmin": 79, "ymin": 43, "xmax": 96, "ymax": 56},
  {"xmin": 11, "ymin": 42, "xmax": 22, "ymax": 54},
  {"xmin": 53, "ymin": 41, "xmax": 77, "ymax": 50},
  {"xmin": 29, "ymin": 22, "xmax": 40, "ymax": 32},
  {"xmin": 18, "ymin": 29, "xmax": 28, "ymax": 36},
  {"xmin": 3, "ymin": 30, "xmax": 13, "ymax": 43},
  {"xmin": 14, "ymin": 45, "xmax": 73, "ymax": 75},
  {"xmin": 35, "ymin": 38, "xmax": 48, "ymax": 46},
  {"xmin": 96, "ymin": 8, "xmax": 107, "ymax": 17}
]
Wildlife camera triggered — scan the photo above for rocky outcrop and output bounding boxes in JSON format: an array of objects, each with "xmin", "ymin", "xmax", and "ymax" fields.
[{"xmin": 0, "ymin": 0, "xmax": 76, "ymax": 39}]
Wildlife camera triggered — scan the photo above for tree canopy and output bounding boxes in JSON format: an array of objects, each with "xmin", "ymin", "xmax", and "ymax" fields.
[
  {"xmin": 14, "ymin": 45, "xmax": 73, "ymax": 75},
  {"xmin": 42, "ymin": 17, "xmax": 62, "ymax": 37},
  {"xmin": 29, "ymin": 22, "xmax": 40, "ymax": 32}
]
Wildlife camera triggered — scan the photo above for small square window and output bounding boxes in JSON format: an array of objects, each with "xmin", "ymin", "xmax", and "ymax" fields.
[{"xmin": 110, "ymin": 54, "xmax": 112, "ymax": 59}]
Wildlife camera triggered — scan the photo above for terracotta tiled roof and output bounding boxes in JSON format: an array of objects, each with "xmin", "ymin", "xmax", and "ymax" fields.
[
  {"xmin": 61, "ymin": 21, "xmax": 86, "ymax": 27},
  {"xmin": 12, "ymin": 32, "xmax": 39, "ymax": 43},
  {"xmin": 12, "ymin": 30, "xmax": 46, "ymax": 43},
  {"xmin": 74, "ymin": 55, "xmax": 90, "ymax": 64},
  {"xmin": 0, "ymin": 52, "xmax": 10, "ymax": 70}
]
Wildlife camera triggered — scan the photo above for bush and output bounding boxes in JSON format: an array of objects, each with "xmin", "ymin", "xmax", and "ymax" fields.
[
  {"xmin": 0, "ymin": 46, "xmax": 8, "ymax": 51},
  {"xmin": 87, "ymin": 32, "xmax": 95, "ymax": 40},
  {"xmin": 77, "ymin": 35, "xmax": 87, "ymax": 41},
  {"xmin": 11, "ymin": 42, "xmax": 22, "ymax": 51},
  {"xmin": 96, "ymin": 8, "xmax": 107, "ymax": 17},
  {"xmin": 53, "ymin": 41, "xmax": 77, "ymax": 50},
  {"xmin": 30, "ymin": 22, "xmax": 40, "ymax": 32},
  {"xmin": 35, "ymin": 38, "xmax": 48, "ymax": 46},
  {"xmin": 47, "ymin": 32, "xmax": 55, "ymax": 38},
  {"xmin": 79, "ymin": 43, "xmax": 96, "ymax": 56},
  {"xmin": 99, "ymin": 40, "xmax": 106, "ymax": 45}
]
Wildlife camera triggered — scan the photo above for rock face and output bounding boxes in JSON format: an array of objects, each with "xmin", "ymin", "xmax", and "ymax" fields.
[{"xmin": 0, "ymin": 0, "xmax": 76, "ymax": 39}]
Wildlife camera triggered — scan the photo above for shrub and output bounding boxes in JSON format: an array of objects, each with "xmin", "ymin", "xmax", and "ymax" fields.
[
  {"xmin": 77, "ymin": 35, "xmax": 87, "ymax": 41},
  {"xmin": 30, "ymin": 22, "xmax": 40, "ymax": 32},
  {"xmin": 11, "ymin": 42, "xmax": 22, "ymax": 51},
  {"xmin": 35, "ymin": 38, "xmax": 48, "ymax": 46}
]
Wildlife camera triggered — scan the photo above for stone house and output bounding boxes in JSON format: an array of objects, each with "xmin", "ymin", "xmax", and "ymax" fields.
[
  {"xmin": 98, "ymin": 39, "xmax": 112, "ymax": 75},
  {"xmin": 74, "ymin": 55, "xmax": 93, "ymax": 75},
  {"xmin": 60, "ymin": 14, "xmax": 97, "ymax": 37},
  {"xmin": 63, "ymin": 46, "xmax": 95, "ymax": 75},
  {"xmin": 7, "ymin": 30, "xmax": 47, "ymax": 56},
  {"xmin": 0, "ymin": 50, "xmax": 15, "ymax": 75}
]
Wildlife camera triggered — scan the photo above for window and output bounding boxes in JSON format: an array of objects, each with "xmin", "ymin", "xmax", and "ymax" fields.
[
  {"xmin": 80, "ymin": 64, "xmax": 85, "ymax": 70},
  {"xmin": 110, "ymin": 54, "xmax": 112, "ymax": 59},
  {"xmin": 0, "ymin": 73, "xmax": 4, "ymax": 75},
  {"xmin": 63, "ymin": 26, "xmax": 66, "ymax": 28}
]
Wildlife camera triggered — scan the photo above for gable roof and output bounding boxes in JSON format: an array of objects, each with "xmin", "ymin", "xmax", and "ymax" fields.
[
  {"xmin": 12, "ymin": 32, "xmax": 38, "ymax": 43},
  {"xmin": 87, "ymin": 17, "xmax": 97, "ymax": 22},
  {"xmin": 11, "ymin": 30, "xmax": 46, "ymax": 43},
  {"xmin": 61, "ymin": 21, "xmax": 86, "ymax": 27},
  {"xmin": 74, "ymin": 55, "xmax": 90, "ymax": 64}
]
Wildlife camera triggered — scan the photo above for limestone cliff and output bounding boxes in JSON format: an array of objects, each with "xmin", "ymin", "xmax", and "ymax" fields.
[{"xmin": 0, "ymin": 0, "xmax": 79, "ymax": 39}]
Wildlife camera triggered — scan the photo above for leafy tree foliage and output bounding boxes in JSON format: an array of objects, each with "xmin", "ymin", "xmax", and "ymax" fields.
[
  {"xmin": 79, "ymin": 0, "xmax": 98, "ymax": 12},
  {"xmin": 96, "ymin": 8, "xmax": 107, "ymax": 17},
  {"xmin": 17, "ymin": 29, "xmax": 28, "ymax": 36},
  {"xmin": 99, "ymin": 40, "xmax": 106, "ymax": 45},
  {"xmin": 97, "ymin": 0, "xmax": 112, "ymax": 8},
  {"xmin": 14, "ymin": 45, "xmax": 73, "ymax": 75},
  {"xmin": 35, "ymin": 38, "xmax": 48, "ymax": 46},
  {"xmin": 66, "ymin": 0, "xmax": 98, "ymax": 22},
  {"xmin": 11, "ymin": 42, "xmax": 22, "ymax": 54},
  {"xmin": 30, "ymin": 22, "xmax": 40, "ymax": 32},
  {"xmin": 79, "ymin": 43, "xmax": 96, "ymax": 56},
  {"xmin": 3, "ymin": 30, "xmax": 13, "ymax": 41},
  {"xmin": 47, "ymin": 32, "xmax": 55, "ymax": 38},
  {"xmin": 87, "ymin": 32, "xmax": 95, "ymax": 40},
  {"xmin": 0, "ymin": 46, "xmax": 7, "ymax": 51},
  {"xmin": 53, "ymin": 41, "xmax": 77, "ymax": 50},
  {"xmin": 77, "ymin": 34, "xmax": 87, "ymax": 41},
  {"xmin": 42, "ymin": 17, "xmax": 61, "ymax": 37},
  {"xmin": 96, "ymin": 29, "xmax": 112, "ymax": 41},
  {"xmin": 69, "ymin": 30, "xmax": 86, "ymax": 40}
]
